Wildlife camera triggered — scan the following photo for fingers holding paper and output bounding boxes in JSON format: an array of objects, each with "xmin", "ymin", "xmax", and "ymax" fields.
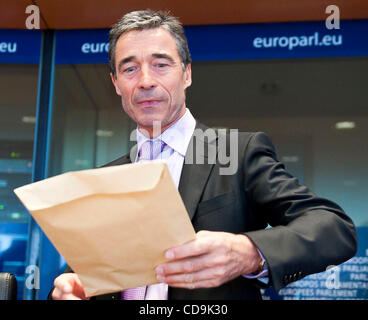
[
  {"xmin": 52, "ymin": 273, "xmax": 89, "ymax": 300},
  {"xmin": 155, "ymin": 230, "xmax": 262, "ymax": 289}
]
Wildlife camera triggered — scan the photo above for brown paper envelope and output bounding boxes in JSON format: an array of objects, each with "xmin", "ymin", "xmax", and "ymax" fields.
[{"xmin": 14, "ymin": 160, "xmax": 196, "ymax": 297}]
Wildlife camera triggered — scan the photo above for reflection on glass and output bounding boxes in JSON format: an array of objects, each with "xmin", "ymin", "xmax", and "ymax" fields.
[
  {"xmin": 0, "ymin": 64, "xmax": 39, "ymax": 299},
  {"xmin": 48, "ymin": 64, "xmax": 135, "ymax": 177}
]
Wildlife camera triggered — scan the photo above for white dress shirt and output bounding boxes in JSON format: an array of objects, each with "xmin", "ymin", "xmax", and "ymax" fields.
[{"xmin": 135, "ymin": 108, "xmax": 196, "ymax": 299}]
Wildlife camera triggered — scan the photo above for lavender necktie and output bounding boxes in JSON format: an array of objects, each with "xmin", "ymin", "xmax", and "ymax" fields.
[
  {"xmin": 121, "ymin": 285, "xmax": 147, "ymax": 300},
  {"xmin": 121, "ymin": 139, "xmax": 166, "ymax": 300},
  {"xmin": 138, "ymin": 139, "xmax": 166, "ymax": 161}
]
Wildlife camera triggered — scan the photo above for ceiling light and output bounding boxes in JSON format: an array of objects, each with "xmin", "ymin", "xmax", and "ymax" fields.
[
  {"xmin": 0, "ymin": 180, "xmax": 8, "ymax": 188},
  {"xmin": 11, "ymin": 212, "xmax": 21, "ymax": 219},
  {"xmin": 75, "ymin": 159, "xmax": 90, "ymax": 166},
  {"xmin": 96, "ymin": 129, "xmax": 114, "ymax": 137},
  {"xmin": 335, "ymin": 121, "xmax": 355, "ymax": 130},
  {"xmin": 281, "ymin": 156, "xmax": 299, "ymax": 163},
  {"xmin": 22, "ymin": 116, "xmax": 36, "ymax": 124}
]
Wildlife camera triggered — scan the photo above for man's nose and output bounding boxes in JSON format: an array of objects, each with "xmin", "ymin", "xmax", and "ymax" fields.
[{"xmin": 138, "ymin": 66, "xmax": 157, "ymax": 90}]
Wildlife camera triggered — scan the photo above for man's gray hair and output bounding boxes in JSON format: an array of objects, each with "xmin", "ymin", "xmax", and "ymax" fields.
[{"xmin": 109, "ymin": 9, "xmax": 192, "ymax": 77}]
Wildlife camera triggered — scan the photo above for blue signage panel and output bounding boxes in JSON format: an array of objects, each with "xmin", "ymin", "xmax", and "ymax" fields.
[
  {"xmin": 0, "ymin": 30, "xmax": 42, "ymax": 64},
  {"xmin": 186, "ymin": 19, "xmax": 368, "ymax": 61},
  {"xmin": 55, "ymin": 29, "xmax": 110, "ymax": 64},
  {"xmin": 54, "ymin": 19, "xmax": 368, "ymax": 65},
  {"xmin": 262, "ymin": 226, "xmax": 368, "ymax": 300}
]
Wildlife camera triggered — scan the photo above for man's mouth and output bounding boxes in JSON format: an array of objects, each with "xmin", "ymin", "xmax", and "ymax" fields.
[{"xmin": 136, "ymin": 99, "xmax": 162, "ymax": 107}]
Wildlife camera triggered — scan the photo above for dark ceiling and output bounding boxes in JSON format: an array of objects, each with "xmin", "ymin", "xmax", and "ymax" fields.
[{"xmin": 1, "ymin": 0, "xmax": 368, "ymax": 30}]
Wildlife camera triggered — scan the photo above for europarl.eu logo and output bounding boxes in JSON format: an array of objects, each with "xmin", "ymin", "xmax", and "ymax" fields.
[
  {"xmin": 0, "ymin": 42, "xmax": 17, "ymax": 53},
  {"xmin": 81, "ymin": 42, "xmax": 109, "ymax": 54}
]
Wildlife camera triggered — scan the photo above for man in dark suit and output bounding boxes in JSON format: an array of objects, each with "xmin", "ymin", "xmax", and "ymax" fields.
[{"xmin": 51, "ymin": 9, "xmax": 357, "ymax": 300}]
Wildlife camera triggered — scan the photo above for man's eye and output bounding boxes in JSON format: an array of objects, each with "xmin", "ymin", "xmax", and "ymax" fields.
[
  {"xmin": 156, "ymin": 63, "xmax": 168, "ymax": 68},
  {"xmin": 124, "ymin": 66, "xmax": 136, "ymax": 73}
]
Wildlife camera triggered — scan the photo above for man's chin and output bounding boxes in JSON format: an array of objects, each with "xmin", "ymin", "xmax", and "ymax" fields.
[
  {"xmin": 137, "ymin": 118, "xmax": 168, "ymax": 135},
  {"xmin": 138, "ymin": 117, "xmax": 165, "ymax": 127}
]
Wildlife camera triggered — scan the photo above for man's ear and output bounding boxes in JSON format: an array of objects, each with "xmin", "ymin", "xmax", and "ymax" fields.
[
  {"xmin": 183, "ymin": 63, "xmax": 192, "ymax": 90},
  {"xmin": 110, "ymin": 72, "xmax": 122, "ymax": 96}
]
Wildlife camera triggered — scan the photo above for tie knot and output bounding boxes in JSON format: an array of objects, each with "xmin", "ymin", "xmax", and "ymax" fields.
[{"xmin": 139, "ymin": 139, "xmax": 166, "ymax": 160}]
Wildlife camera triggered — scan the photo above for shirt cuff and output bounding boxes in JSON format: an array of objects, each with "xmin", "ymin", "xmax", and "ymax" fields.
[{"xmin": 243, "ymin": 248, "xmax": 269, "ymax": 279}]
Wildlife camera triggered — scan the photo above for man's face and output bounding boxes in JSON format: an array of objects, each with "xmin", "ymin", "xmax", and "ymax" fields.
[{"xmin": 111, "ymin": 27, "xmax": 192, "ymax": 137}]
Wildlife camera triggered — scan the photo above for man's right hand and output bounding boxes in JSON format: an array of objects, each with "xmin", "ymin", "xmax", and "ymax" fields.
[{"xmin": 52, "ymin": 273, "xmax": 89, "ymax": 300}]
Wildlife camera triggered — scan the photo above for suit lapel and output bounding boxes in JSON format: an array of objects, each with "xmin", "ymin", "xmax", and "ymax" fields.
[{"xmin": 178, "ymin": 122, "xmax": 217, "ymax": 220}]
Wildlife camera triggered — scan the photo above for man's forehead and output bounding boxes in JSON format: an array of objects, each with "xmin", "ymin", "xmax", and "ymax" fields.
[
  {"xmin": 117, "ymin": 27, "xmax": 175, "ymax": 47},
  {"xmin": 115, "ymin": 27, "xmax": 180, "ymax": 61}
]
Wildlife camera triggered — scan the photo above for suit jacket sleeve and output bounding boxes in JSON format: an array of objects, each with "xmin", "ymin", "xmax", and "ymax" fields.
[{"xmin": 242, "ymin": 132, "xmax": 357, "ymax": 292}]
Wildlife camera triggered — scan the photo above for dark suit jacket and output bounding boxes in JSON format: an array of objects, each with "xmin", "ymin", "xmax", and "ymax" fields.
[{"xmin": 54, "ymin": 122, "xmax": 358, "ymax": 300}]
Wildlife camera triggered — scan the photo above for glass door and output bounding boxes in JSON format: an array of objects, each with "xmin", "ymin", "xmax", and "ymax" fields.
[{"xmin": 0, "ymin": 29, "xmax": 41, "ymax": 300}]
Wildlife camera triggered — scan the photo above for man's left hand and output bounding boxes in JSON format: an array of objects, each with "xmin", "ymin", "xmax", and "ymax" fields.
[{"xmin": 155, "ymin": 230, "xmax": 262, "ymax": 289}]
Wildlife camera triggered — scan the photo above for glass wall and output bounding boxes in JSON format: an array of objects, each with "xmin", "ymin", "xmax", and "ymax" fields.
[
  {"xmin": 0, "ymin": 64, "xmax": 39, "ymax": 300},
  {"xmin": 0, "ymin": 29, "xmax": 41, "ymax": 300},
  {"xmin": 48, "ymin": 64, "xmax": 135, "ymax": 178}
]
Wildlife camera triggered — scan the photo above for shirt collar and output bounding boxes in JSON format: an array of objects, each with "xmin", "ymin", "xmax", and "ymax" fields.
[{"xmin": 135, "ymin": 108, "xmax": 196, "ymax": 159}]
